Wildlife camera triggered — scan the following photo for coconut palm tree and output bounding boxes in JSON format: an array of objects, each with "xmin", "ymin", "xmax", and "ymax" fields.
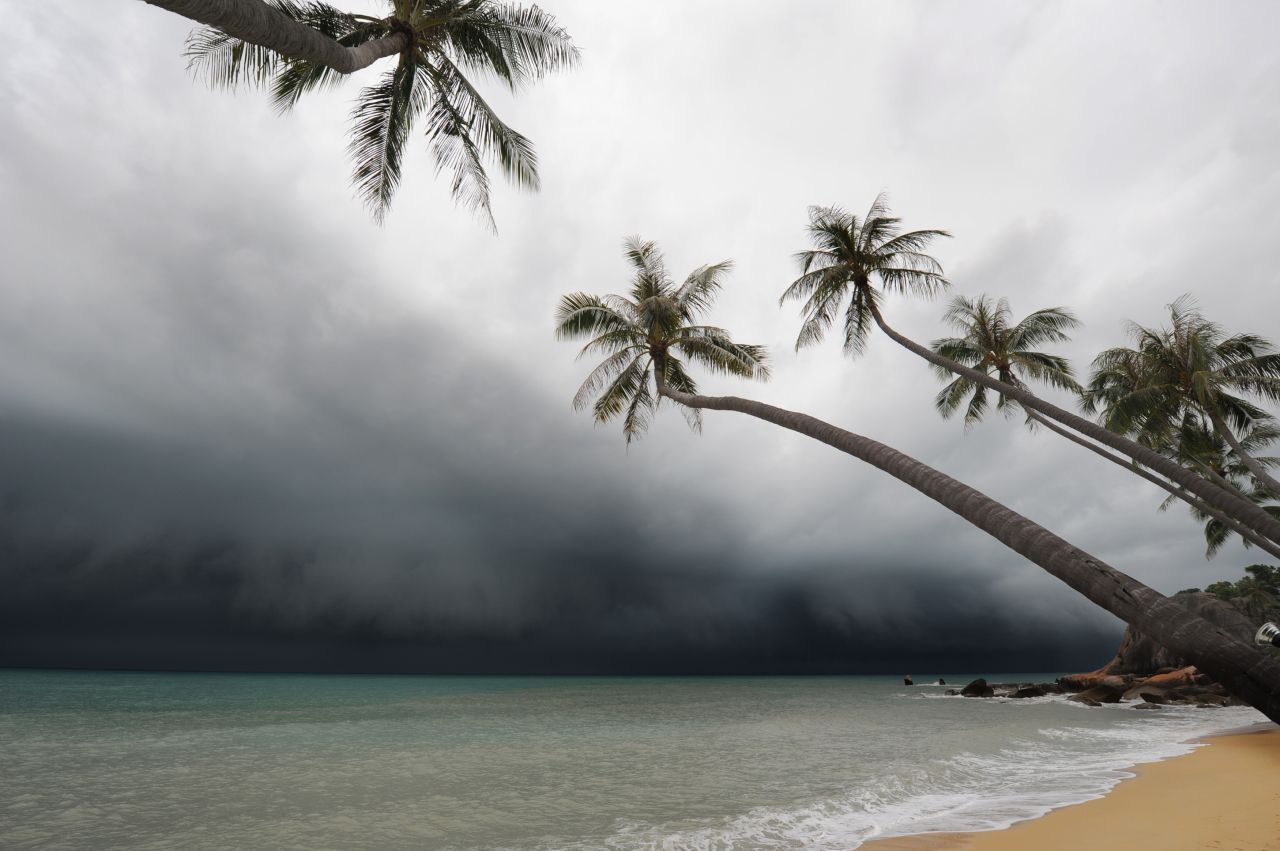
[
  {"xmin": 554, "ymin": 239, "xmax": 770, "ymax": 444},
  {"xmin": 929, "ymin": 294, "xmax": 1082, "ymax": 428},
  {"xmin": 926, "ymin": 296, "xmax": 1280, "ymax": 560},
  {"xmin": 559, "ymin": 259, "xmax": 1280, "ymax": 719},
  {"xmin": 650, "ymin": 381, "xmax": 1280, "ymax": 719},
  {"xmin": 181, "ymin": 0, "xmax": 577, "ymax": 221},
  {"xmin": 1084, "ymin": 297, "xmax": 1280, "ymax": 496},
  {"xmin": 1156, "ymin": 418, "xmax": 1280, "ymax": 558},
  {"xmin": 780, "ymin": 197, "xmax": 1280, "ymax": 546}
]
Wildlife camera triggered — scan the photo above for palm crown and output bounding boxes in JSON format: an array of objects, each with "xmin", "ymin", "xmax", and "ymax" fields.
[
  {"xmin": 187, "ymin": 0, "xmax": 577, "ymax": 222},
  {"xmin": 930, "ymin": 294, "xmax": 1083, "ymax": 427},
  {"xmin": 1158, "ymin": 419, "xmax": 1280, "ymax": 556},
  {"xmin": 555, "ymin": 239, "xmax": 771, "ymax": 444},
  {"xmin": 780, "ymin": 194, "xmax": 951, "ymax": 354},
  {"xmin": 1083, "ymin": 297, "xmax": 1280, "ymax": 448}
]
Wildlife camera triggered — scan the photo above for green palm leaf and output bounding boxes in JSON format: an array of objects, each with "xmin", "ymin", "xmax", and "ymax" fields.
[
  {"xmin": 783, "ymin": 197, "xmax": 950, "ymax": 354},
  {"xmin": 929, "ymin": 294, "xmax": 1082, "ymax": 428},
  {"xmin": 557, "ymin": 241, "xmax": 770, "ymax": 443}
]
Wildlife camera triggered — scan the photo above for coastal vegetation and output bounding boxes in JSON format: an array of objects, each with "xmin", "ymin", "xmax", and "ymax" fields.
[
  {"xmin": 140, "ymin": 2, "xmax": 1280, "ymax": 719},
  {"xmin": 159, "ymin": 0, "xmax": 577, "ymax": 221},
  {"xmin": 557, "ymin": 198, "xmax": 1280, "ymax": 722}
]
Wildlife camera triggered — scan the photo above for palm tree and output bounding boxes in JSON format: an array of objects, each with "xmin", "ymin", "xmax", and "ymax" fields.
[
  {"xmin": 780, "ymin": 196, "xmax": 1280, "ymax": 546},
  {"xmin": 929, "ymin": 294, "xmax": 1082, "ymax": 428},
  {"xmin": 181, "ymin": 0, "xmax": 577, "ymax": 221},
  {"xmin": 554, "ymin": 239, "xmax": 770, "ymax": 444},
  {"xmin": 1085, "ymin": 297, "xmax": 1280, "ymax": 496},
  {"xmin": 928, "ymin": 296, "xmax": 1280, "ymax": 561},
  {"xmin": 559, "ymin": 262, "xmax": 1280, "ymax": 720},
  {"xmin": 1157, "ymin": 418, "xmax": 1280, "ymax": 559}
]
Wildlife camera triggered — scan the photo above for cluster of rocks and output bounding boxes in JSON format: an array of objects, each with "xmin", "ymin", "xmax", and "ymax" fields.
[
  {"xmin": 945, "ymin": 678, "xmax": 1063, "ymax": 699},
  {"xmin": 948, "ymin": 668, "xmax": 1246, "ymax": 710}
]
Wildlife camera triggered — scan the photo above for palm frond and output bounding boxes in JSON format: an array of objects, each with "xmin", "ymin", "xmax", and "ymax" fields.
[
  {"xmin": 675, "ymin": 261, "xmax": 733, "ymax": 318},
  {"xmin": 554, "ymin": 292, "xmax": 634, "ymax": 340},
  {"xmin": 348, "ymin": 55, "xmax": 425, "ymax": 222},
  {"xmin": 450, "ymin": 3, "xmax": 580, "ymax": 85},
  {"xmin": 663, "ymin": 356, "xmax": 702, "ymax": 434},
  {"xmin": 573, "ymin": 347, "xmax": 644, "ymax": 411}
]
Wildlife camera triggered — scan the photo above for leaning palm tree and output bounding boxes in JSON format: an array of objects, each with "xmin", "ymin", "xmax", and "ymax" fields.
[
  {"xmin": 780, "ymin": 196, "xmax": 1280, "ymax": 546},
  {"xmin": 930, "ymin": 294, "xmax": 1082, "ymax": 428},
  {"xmin": 1085, "ymin": 297, "xmax": 1280, "ymax": 496},
  {"xmin": 560, "ymin": 251, "xmax": 1280, "ymax": 721},
  {"xmin": 554, "ymin": 239, "xmax": 770, "ymax": 444},
  {"xmin": 928, "ymin": 296, "xmax": 1280, "ymax": 560},
  {"xmin": 182, "ymin": 0, "xmax": 577, "ymax": 221},
  {"xmin": 1157, "ymin": 418, "xmax": 1280, "ymax": 558}
]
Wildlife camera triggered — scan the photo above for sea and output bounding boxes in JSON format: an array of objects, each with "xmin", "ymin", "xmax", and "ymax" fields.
[{"xmin": 0, "ymin": 669, "xmax": 1266, "ymax": 849}]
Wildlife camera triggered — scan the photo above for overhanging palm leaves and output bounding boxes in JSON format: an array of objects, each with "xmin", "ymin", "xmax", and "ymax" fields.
[
  {"xmin": 1155, "ymin": 418, "xmax": 1280, "ymax": 557},
  {"xmin": 186, "ymin": 0, "xmax": 577, "ymax": 221},
  {"xmin": 780, "ymin": 194, "xmax": 951, "ymax": 354},
  {"xmin": 1084, "ymin": 297, "xmax": 1280, "ymax": 494},
  {"xmin": 556, "ymin": 239, "xmax": 771, "ymax": 444},
  {"xmin": 930, "ymin": 294, "xmax": 1082, "ymax": 427}
]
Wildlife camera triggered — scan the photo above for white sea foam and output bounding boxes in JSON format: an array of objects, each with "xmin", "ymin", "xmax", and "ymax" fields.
[{"xmin": 580, "ymin": 702, "xmax": 1266, "ymax": 850}]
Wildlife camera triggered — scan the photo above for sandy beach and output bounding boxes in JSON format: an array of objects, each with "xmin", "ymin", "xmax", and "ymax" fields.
[{"xmin": 865, "ymin": 724, "xmax": 1280, "ymax": 851}]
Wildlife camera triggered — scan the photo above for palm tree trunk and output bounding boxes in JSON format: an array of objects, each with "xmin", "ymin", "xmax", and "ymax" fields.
[
  {"xmin": 1207, "ymin": 409, "xmax": 1280, "ymax": 497},
  {"xmin": 656, "ymin": 382, "xmax": 1280, "ymax": 721},
  {"xmin": 865, "ymin": 304, "xmax": 1280, "ymax": 546},
  {"xmin": 142, "ymin": 0, "xmax": 409, "ymax": 73},
  {"xmin": 1025, "ymin": 410, "xmax": 1280, "ymax": 561}
]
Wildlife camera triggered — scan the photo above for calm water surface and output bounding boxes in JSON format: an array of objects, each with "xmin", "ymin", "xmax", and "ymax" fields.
[{"xmin": 0, "ymin": 670, "xmax": 1264, "ymax": 849}]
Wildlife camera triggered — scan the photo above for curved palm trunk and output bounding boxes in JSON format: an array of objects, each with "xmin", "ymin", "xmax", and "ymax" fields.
[
  {"xmin": 656, "ymin": 381, "xmax": 1280, "ymax": 721},
  {"xmin": 866, "ymin": 305, "xmax": 1280, "ymax": 546},
  {"xmin": 142, "ymin": 0, "xmax": 409, "ymax": 72},
  {"xmin": 1206, "ymin": 409, "xmax": 1280, "ymax": 497},
  {"xmin": 1025, "ymin": 410, "xmax": 1280, "ymax": 561}
]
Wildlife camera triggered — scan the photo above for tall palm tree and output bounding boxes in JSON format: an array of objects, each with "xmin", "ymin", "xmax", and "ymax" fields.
[
  {"xmin": 1157, "ymin": 418, "xmax": 1280, "ymax": 559},
  {"xmin": 554, "ymin": 239, "xmax": 770, "ymax": 444},
  {"xmin": 182, "ymin": 0, "xmax": 577, "ymax": 221},
  {"xmin": 1085, "ymin": 297, "xmax": 1280, "ymax": 496},
  {"xmin": 929, "ymin": 294, "xmax": 1082, "ymax": 428},
  {"xmin": 650, "ymin": 382, "xmax": 1280, "ymax": 720},
  {"xmin": 927, "ymin": 296, "xmax": 1280, "ymax": 561},
  {"xmin": 559, "ymin": 264, "xmax": 1280, "ymax": 719},
  {"xmin": 780, "ymin": 196, "xmax": 1280, "ymax": 546}
]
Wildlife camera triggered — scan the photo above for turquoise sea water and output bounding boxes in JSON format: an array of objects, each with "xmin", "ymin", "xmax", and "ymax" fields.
[{"xmin": 0, "ymin": 669, "xmax": 1265, "ymax": 849}]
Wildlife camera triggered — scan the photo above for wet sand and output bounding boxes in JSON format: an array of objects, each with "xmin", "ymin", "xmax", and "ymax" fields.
[{"xmin": 863, "ymin": 724, "xmax": 1280, "ymax": 851}]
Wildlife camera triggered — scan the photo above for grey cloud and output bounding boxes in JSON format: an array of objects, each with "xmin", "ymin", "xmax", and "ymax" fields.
[{"xmin": 1, "ymin": 1, "xmax": 1277, "ymax": 675}]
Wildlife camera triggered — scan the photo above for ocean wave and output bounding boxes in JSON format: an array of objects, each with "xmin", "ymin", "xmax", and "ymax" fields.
[{"xmin": 572, "ymin": 706, "xmax": 1265, "ymax": 850}]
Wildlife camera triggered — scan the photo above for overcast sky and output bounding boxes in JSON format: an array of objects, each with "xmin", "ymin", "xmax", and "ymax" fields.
[{"xmin": 1, "ymin": 1, "xmax": 1277, "ymax": 673}]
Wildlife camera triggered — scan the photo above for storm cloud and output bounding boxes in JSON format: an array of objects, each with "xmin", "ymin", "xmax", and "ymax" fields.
[{"xmin": 1, "ymin": 1, "xmax": 1277, "ymax": 673}]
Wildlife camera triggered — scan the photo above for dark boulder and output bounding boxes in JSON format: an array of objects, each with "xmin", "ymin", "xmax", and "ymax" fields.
[
  {"xmin": 903, "ymin": 675, "xmax": 914, "ymax": 686},
  {"xmin": 1121, "ymin": 684, "xmax": 1170, "ymax": 704},
  {"xmin": 960, "ymin": 678, "xmax": 995, "ymax": 698},
  {"xmin": 1069, "ymin": 684, "xmax": 1124, "ymax": 704},
  {"xmin": 1010, "ymin": 686, "xmax": 1047, "ymax": 699}
]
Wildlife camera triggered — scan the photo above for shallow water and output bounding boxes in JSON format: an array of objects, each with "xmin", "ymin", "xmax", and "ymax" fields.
[{"xmin": 0, "ymin": 670, "xmax": 1263, "ymax": 849}]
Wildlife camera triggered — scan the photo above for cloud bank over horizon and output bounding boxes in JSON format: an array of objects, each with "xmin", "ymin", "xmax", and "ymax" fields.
[{"xmin": 1, "ymin": 1, "xmax": 1277, "ymax": 673}]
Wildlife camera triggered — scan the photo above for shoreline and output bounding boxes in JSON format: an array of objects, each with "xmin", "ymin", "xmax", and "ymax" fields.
[{"xmin": 862, "ymin": 722, "xmax": 1280, "ymax": 850}]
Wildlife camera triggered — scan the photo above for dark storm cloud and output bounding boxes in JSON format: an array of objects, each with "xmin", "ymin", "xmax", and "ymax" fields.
[{"xmin": 6, "ymin": 1, "xmax": 1279, "ymax": 674}]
